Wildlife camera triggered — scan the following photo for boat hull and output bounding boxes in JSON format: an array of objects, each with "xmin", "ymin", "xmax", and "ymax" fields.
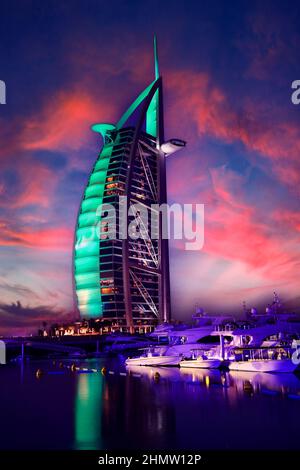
[
  {"xmin": 126, "ymin": 355, "xmax": 181, "ymax": 366},
  {"xmin": 228, "ymin": 359, "xmax": 297, "ymax": 373},
  {"xmin": 180, "ymin": 359, "xmax": 222, "ymax": 369}
]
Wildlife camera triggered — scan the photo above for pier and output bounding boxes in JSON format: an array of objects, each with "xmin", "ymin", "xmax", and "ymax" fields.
[{"xmin": 2, "ymin": 338, "xmax": 85, "ymax": 359}]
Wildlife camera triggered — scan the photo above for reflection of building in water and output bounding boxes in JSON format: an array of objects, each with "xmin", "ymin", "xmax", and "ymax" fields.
[
  {"xmin": 75, "ymin": 372, "xmax": 104, "ymax": 449},
  {"xmin": 101, "ymin": 373, "xmax": 176, "ymax": 448}
]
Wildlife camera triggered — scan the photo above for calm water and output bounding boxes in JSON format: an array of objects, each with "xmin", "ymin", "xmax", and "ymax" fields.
[{"xmin": 1, "ymin": 357, "xmax": 300, "ymax": 450}]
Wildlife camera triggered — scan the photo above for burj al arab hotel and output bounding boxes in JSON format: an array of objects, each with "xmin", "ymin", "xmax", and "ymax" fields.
[{"xmin": 73, "ymin": 38, "xmax": 185, "ymax": 333}]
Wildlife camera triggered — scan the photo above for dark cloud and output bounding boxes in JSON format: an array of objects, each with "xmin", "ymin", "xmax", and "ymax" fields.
[
  {"xmin": 0, "ymin": 280, "xmax": 41, "ymax": 300},
  {"xmin": 0, "ymin": 300, "xmax": 76, "ymax": 336}
]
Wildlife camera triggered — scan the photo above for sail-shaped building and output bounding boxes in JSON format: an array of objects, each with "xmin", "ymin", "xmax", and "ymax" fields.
[{"xmin": 73, "ymin": 38, "xmax": 185, "ymax": 333}]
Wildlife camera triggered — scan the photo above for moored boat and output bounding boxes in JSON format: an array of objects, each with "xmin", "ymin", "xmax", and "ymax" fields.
[
  {"xmin": 126, "ymin": 312, "xmax": 236, "ymax": 366},
  {"xmin": 180, "ymin": 357, "xmax": 222, "ymax": 369},
  {"xmin": 228, "ymin": 359, "xmax": 297, "ymax": 373},
  {"xmin": 126, "ymin": 348, "xmax": 181, "ymax": 366},
  {"xmin": 227, "ymin": 347, "xmax": 298, "ymax": 373}
]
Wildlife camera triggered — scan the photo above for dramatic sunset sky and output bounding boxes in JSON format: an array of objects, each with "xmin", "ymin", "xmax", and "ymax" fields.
[{"xmin": 0, "ymin": 0, "xmax": 300, "ymax": 334}]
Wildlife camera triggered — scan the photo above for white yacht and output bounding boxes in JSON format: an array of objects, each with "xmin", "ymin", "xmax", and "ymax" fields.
[
  {"xmin": 126, "ymin": 293, "xmax": 300, "ymax": 369},
  {"xmin": 126, "ymin": 310, "xmax": 235, "ymax": 367},
  {"xmin": 125, "ymin": 347, "xmax": 181, "ymax": 366},
  {"xmin": 227, "ymin": 347, "xmax": 297, "ymax": 373},
  {"xmin": 208, "ymin": 293, "xmax": 300, "ymax": 372},
  {"xmin": 180, "ymin": 355, "xmax": 223, "ymax": 369}
]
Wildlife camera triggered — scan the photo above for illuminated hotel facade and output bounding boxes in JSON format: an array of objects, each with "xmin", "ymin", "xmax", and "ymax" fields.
[{"xmin": 73, "ymin": 38, "xmax": 185, "ymax": 332}]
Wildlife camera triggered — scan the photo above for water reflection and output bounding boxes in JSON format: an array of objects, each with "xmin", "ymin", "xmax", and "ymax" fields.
[
  {"xmin": 228, "ymin": 370, "xmax": 300, "ymax": 398},
  {"xmin": 126, "ymin": 364, "xmax": 300, "ymax": 398},
  {"xmin": 75, "ymin": 372, "xmax": 104, "ymax": 449},
  {"xmin": 74, "ymin": 360, "xmax": 300, "ymax": 450},
  {"xmin": 100, "ymin": 367, "xmax": 177, "ymax": 449},
  {"xmin": 0, "ymin": 359, "xmax": 299, "ymax": 450}
]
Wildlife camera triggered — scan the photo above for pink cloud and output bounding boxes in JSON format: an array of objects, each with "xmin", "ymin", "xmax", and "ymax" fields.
[
  {"xmin": 21, "ymin": 90, "xmax": 115, "ymax": 153},
  {"xmin": 166, "ymin": 69, "xmax": 300, "ymax": 191},
  {"xmin": 272, "ymin": 210, "xmax": 300, "ymax": 232},
  {"xmin": 0, "ymin": 222, "xmax": 73, "ymax": 251},
  {"xmin": 172, "ymin": 164, "xmax": 299, "ymax": 288},
  {"xmin": 205, "ymin": 167, "xmax": 299, "ymax": 284},
  {"xmin": 12, "ymin": 161, "xmax": 55, "ymax": 209}
]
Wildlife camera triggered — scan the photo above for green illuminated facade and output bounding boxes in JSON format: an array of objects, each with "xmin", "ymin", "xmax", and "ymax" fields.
[{"xmin": 74, "ymin": 38, "xmax": 184, "ymax": 332}]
